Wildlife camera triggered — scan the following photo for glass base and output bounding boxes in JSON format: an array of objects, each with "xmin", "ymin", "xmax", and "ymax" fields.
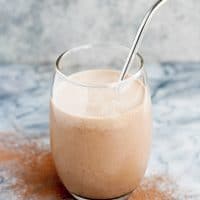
[{"xmin": 71, "ymin": 192, "xmax": 132, "ymax": 200}]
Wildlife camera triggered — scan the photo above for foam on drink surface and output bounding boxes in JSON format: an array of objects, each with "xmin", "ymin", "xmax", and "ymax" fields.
[{"xmin": 53, "ymin": 69, "xmax": 145, "ymax": 117}]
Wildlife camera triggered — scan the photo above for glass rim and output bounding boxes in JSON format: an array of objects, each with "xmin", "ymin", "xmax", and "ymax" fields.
[{"xmin": 55, "ymin": 43, "xmax": 144, "ymax": 88}]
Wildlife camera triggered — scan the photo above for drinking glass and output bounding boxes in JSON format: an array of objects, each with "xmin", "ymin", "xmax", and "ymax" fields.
[{"xmin": 50, "ymin": 43, "xmax": 152, "ymax": 200}]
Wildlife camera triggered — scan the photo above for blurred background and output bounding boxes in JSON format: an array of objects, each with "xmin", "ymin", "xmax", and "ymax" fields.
[{"xmin": 0, "ymin": 0, "xmax": 200, "ymax": 65}]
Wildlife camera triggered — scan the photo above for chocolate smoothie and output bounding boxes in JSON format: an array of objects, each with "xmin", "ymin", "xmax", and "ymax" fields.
[{"xmin": 50, "ymin": 69, "xmax": 152, "ymax": 199}]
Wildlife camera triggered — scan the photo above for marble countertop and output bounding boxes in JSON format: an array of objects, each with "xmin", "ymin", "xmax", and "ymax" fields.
[{"xmin": 0, "ymin": 63, "xmax": 200, "ymax": 199}]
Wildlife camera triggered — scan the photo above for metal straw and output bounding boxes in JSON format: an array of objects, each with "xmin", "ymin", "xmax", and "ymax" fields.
[{"xmin": 119, "ymin": 0, "xmax": 168, "ymax": 81}]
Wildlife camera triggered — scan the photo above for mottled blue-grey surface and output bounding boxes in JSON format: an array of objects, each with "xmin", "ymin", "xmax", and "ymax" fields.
[
  {"xmin": 0, "ymin": 63, "xmax": 200, "ymax": 199},
  {"xmin": 0, "ymin": 0, "xmax": 200, "ymax": 64}
]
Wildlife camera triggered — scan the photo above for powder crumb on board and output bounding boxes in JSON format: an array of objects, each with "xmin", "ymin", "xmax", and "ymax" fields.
[
  {"xmin": 129, "ymin": 176, "xmax": 176, "ymax": 200},
  {"xmin": 0, "ymin": 132, "xmax": 71, "ymax": 200},
  {"xmin": 0, "ymin": 132, "xmax": 184, "ymax": 200}
]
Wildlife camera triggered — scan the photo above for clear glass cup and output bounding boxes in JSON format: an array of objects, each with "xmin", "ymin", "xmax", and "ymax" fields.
[{"xmin": 50, "ymin": 43, "xmax": 152, "ymax": 200}]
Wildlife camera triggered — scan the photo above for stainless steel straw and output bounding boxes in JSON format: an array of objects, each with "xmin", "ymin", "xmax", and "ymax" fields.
[{"xmin": 119, "ymin": 0, "xmax": 168, "ymax": 81}]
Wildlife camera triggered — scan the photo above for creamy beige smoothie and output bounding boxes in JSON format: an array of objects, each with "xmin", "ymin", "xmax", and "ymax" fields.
[{"xmin": 50, "ymin": 69, "xmax": 152, "ymax": 199}]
